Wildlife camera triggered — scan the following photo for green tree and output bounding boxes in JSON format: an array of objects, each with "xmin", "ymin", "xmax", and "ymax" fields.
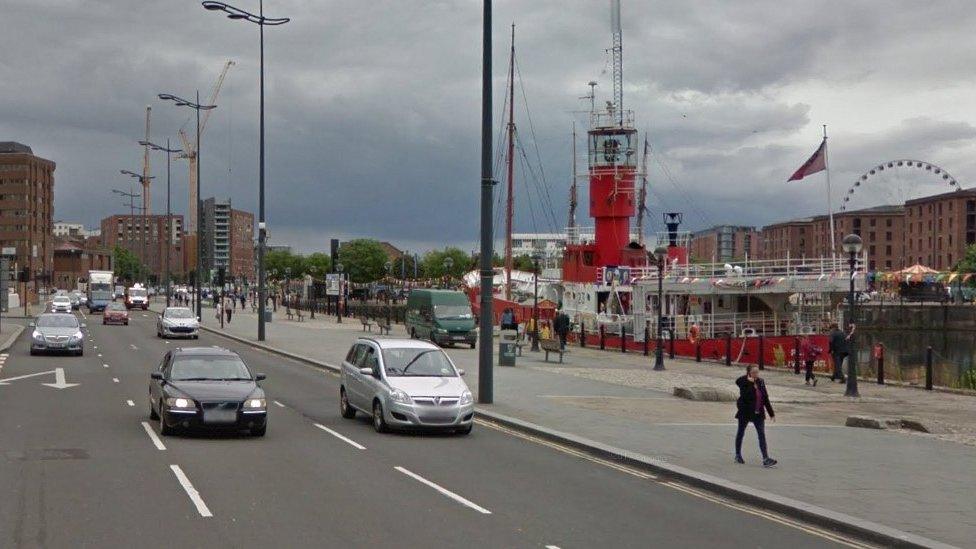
[
  {"xmin": 422, "ymin": 247, "xmax": 472, "ymax": 279},
  {"xmin": 302, "ymin": 252, "xmax": 332, "ymax": 278},
  {"xmin": 954, "ymin": 244, "xmax": 976, "ymax": 276},
  {"xmin": 393, "ymin": 254, "xmax": 421, "ymax": 279},
  {"xmin": 265, "ymin": 249, "xmax": 304, "ymax": 281},
  {"xmin": 337, "ymin": 239, "xmax": 388, "ymax": 283},
  {"xmin": 113, "ymin": 246, "xmax": 142, "ymax": 283},
  {"xmin": 512, "ymin": 254, "xmax": 536, "ymax": 272}
]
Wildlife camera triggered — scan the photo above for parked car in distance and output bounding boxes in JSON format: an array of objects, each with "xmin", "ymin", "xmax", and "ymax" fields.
[
  {"xmin": 103, "ymin": 302, "xmax": 129, "ymax": 325},
  {"xmin": 30, "ymin": 313, "xmax": 86, "ymax": 356},
  {"xmin": 405, "ymin": 289, "xmax": 477, "ymax": 348},
  {"xmin": 149, "ymin": 347, "xmax": 267, "ymax": 436},
  {"xmin": 340, "ymin": 337, "xmax": 473, "ymax": 435},
  {"xmin": 51, "ymin": 295, "xmax": 72, "ymax": 313},
  {"xmin": 67, "ymin": 291, "xmax": 81, "ymax": 310},
  {"xmin": 114, "ymin": 285, "xmax": 125, "ymax": 299},
  {"xmin": 157, "ymin": 307, "xmax": 200, "ymax": 339}
]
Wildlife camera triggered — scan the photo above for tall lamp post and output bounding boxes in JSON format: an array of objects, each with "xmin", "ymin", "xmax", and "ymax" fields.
[
  {"xmin": 842, "ymin": 233, "xmax": 863, "ymax": 398},
  {"xmin": 531, "ymin": 253, "xmax": 541, "ymax": 352},
  {"xmin": 443, "ymin": 257, "xmax": 454, "ymax": 289},
  {"xmin": 140, "ymin": 140, "xmax": 182, "ymax": 307},
  {"xmin": 336, "ymin": 263, "xmax": 344, "ymax": 323},
  {"xmin": 202, "ymin": 1, "xmax": 289, "ymax": 342},
  {"xmin": 158, "ymin": 92, "xmax": 216, "ymax": 321},
  {"xmin": 384, "ymin": 261, "xmax": 392, "ymax": 304},
  {"xmin": 653, "ymin": 246, "xmax": 668, "ymax": 371}
]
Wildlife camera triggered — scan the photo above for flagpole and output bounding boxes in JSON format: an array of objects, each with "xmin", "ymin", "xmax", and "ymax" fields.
[{"xmin": 823, "ymin": 124, "xmax": 836, "ymax": 257}]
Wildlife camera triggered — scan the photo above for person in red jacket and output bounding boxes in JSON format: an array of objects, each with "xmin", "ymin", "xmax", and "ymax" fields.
[
  {"xmin": 734, "ymin": 365, "xmax": 777, "ymax": 468},
  {"xmin": 799, "ymin": 335, "xmax": 822, "ymax": 386}
]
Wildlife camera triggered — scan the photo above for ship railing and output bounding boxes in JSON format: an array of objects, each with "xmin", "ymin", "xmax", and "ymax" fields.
[
  {"xmin": 634, "ymin": 311, "xmax": 836, "ymax": 341},
  {"xmin": 566, "ymin": 226, "xmax": 596, "ymax": 245},
  {"xmin": 590, "ymin": 109, "xmax": 635, "ymax": 129},
  {"xmin": 630, "ymin": 256, "xmax": 860, "ymax": 282}
]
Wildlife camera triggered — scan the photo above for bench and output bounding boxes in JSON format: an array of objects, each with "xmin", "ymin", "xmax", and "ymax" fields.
[
  {"xmin": 540, "ymin": 338, "xmax": 567, "ymax": 363},
  {"xmin": 376, "ymin": 320, "xmax": 391, "ymax": 335},
  {"xmin": 360, "ymin": 317, "xmax": 374, "ymax": 332}
]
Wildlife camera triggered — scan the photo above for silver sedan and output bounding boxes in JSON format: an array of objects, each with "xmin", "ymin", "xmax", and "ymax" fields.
[{"xmin": 156, "ymin": 307, "xmax": 200, "ymax": 339}]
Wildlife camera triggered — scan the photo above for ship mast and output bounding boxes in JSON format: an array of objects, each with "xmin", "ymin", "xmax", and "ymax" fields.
[
  {"xmin": 637, "ymin": 135, "xmax": 648, "ymax": 246},
  {"xmin": 569, "ymin": 122, "xmax": 577, "ymax": 234},
  {"xmin": 504, "ymin": 24, "xmax": 516, "ymax": 301}
]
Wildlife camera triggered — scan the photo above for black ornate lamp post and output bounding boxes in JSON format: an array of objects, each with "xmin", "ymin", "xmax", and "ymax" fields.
[
  {"xmin": 653, "ymin": 245, "xmax": 668, "ymax": 371},
  {"xmin": 842, "ymin": 233, "xmax": 863, "ymax": 397},
  {"xmin": 140, "ymin": 140, "xmax": 182, "ymax": 307},
  {"xmin": 531, "ymin": 253, "xmax": 542, "ymax": 352},
  {"xmin": 336, "ymin": 263, "xmax": 344, "ymax": 323},
  {"xmin": 443, "ymin": 257, "xmax": 454, "ymax": 289}
]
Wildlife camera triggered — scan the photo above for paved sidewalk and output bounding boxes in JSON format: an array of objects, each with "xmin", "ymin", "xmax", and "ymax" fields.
[{"xmin": 172, "ymin": 304, "xmax": 973, "ymax": 546}]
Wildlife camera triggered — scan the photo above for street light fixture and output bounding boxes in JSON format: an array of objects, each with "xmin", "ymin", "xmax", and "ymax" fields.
[
  {"xmin": 530, "ymin": 252, "xmax": 542, "ymax": 352},
  {"xmin": 202, "ymin": 0, "xmax": 289, "ymax": 343},
  {"xmin": 653, "ymin": 246, "xmax": 668, "ymax": 371},
  {"xmin": 140, "ymin": 140, "xmax": 183, "ymax": 307},
  {"xmin": 336, "ymin": 263, "xmax": 344, "ymax": 323},
  {"xmin": 158, "ymin": 91, "xmax": 216, "ymax": 321},
  {"xmin": 842, "ymin": 233, "xmax": 863, "ymax": 398},
  {"xmin": 443, "ymin": 257, "xmax": 454, "ymax": 289}
]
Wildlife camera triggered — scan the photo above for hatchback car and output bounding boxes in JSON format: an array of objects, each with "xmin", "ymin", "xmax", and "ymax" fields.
[
  {"xmin": 51, "ymin": 295, "xmax": 72, "ymax": 313},
  {"xmin": 340, "ymin": 338, "xmax": 473, "ymax": 434},
  {"xmin": 67, "ymin": 292, "xmax": 81, "ymax": 310},
  {"xmin": 103, "ymin": 302, "xmax": 129, "ymax": 325},
  {"xmin": 156, "ymin": 307, "xmax": 200, "ymax": 339},
  {"xmin": 149, "ymin": 347, "xmax": 267, "ymax": 436},
  {"xmin": 30, "ymin": 313, "xmax": 85, "ymax": 356}
]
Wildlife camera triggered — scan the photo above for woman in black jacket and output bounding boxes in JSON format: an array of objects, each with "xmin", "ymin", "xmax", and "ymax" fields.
[{"xmin": 734, "ymin": 365, "xmax": 778, "ymax": 467}]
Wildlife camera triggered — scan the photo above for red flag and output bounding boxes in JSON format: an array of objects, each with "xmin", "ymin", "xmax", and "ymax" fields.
[{"xmin": 788, "ymin": 139, "xmax": 827, "ymax": 181}]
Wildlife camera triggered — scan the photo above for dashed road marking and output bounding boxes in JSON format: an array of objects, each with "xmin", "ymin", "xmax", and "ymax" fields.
[
  {"xmin": 126, "ymin": 400, "xmax": 135, "ymax": 407},
  {"xmin": 129, "ymin": 344, "xmax": 139, "ymax": 351},
  {"xmin": 97, "ymin": 354, "xmax": 102, "ymax": 358},
  {"xmin": 170, "ymin": 465, "xmax": 212, "ymax": 518},
  {"xmin": 394, "ymin": 466, "xmax": 491, "ymax": 515},
  {"xmin": 103, "ymin": 363, "xmax": 109, "ymax": 368},
  {"xmin": 273, "ymin": 400, "xmax": 285, "ymax": 408},
  {"xmin": 313, "ymin": 423, "xmax": 366, "ymax": 450},
  {"xmin": 140, "ymin": 421, "xmax": 166, "ymax": 450},
  {"xmin": 112, "ymin": 378, "xmax": 119, "ymax": 383}
]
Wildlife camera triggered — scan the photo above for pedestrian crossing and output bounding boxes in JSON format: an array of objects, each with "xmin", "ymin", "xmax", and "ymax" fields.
[{"xmin": 0, "ymin": 353, "xmax": 9, "ymax": 376}]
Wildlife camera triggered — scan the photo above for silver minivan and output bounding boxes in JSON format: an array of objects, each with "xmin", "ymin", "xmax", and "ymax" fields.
[{"xmin": 340, "ymin": 338, "xmax": 474, "ymax": 435}]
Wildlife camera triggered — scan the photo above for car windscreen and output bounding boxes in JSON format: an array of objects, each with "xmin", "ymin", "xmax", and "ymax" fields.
[
  {"xmin": 169, "ymin": 356, "xmax": 252, "ymax": 381},
  {"xmin": 165, "ymin": 308, "xmax": 194, "ymax": 319},
  {"xmin": 106, "ymin": 303, "xmax": 125, "ymax": 311},
  {"xmin": 433, "ymin": 304, "xmax": 472, "ymax": 320},
  {"xmin": 129, "ymin": 289, "xmax": 147, "ymax": 297},
  {"xmin": 36, "ymin": 315, "xmax": 79, "ymax": 328},
  {"xmin": 382, "ymin": 348, "xmax": 457, "ymax": 377},
  {"xmin": 53, "ymin": 297, "xmax": 70, "ymax": 303}
]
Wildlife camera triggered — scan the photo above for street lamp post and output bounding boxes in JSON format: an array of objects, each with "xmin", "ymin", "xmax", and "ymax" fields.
[
  {"xmin": 336, "ymin": 263, "xmax": 344, "ymax": 323},
  {"xmin": 531, "ymin": 253, "xmax": 541, "ymax": 352},
  {"xmin": 308, "ymin": 266, "xmax": 316, "ymax": 319},
  {"xmin": 202, "ymin": 0, "xmax": 289, "ymax": 342},
  {"xmin": 443, "ymin": 257, "xmax": 454, "ymax": 289},
  {"xmin": 140, "ymin": 140, "xmax": 182, "ymax": 307},
  {"xmin": 842, "ymin": 233, "xmax": 863, "ymax": 398},
  {"xmin": 158, "ymin": 92, "xmax": 216, "ymax": 321},
  {"xmin": 653, "ymin": 246, "xmax": 668, "ymax": 371},
  {"xmin": 384, "ymin": 261, "xmax": 392, "ymax": 304}
]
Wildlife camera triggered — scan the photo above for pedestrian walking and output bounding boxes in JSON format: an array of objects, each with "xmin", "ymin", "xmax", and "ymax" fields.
[
  {"xmin": 224, "ymin": 295, "xmax": 234, "ymax": 324},
  {"xmin": 240, "ymin": 293, "xmax": 246, "ymax": 310},
  {"xmin": 500, "ymin": 308, "xmax": 516, "ymax": 330},
  {"xmin": 799, "ymin": 334, "xmax": 821, "ymax": 386},
  {"xmin": 554, "ymin": 309, "xmax": 570, "ymax": 350},
  {"xmin": 734, "ymin": 365, "xmax": 778, "ymax": 467},
  {"xmin": 828, "ymin": 322, "xmax": 847, "ymax": 382}
]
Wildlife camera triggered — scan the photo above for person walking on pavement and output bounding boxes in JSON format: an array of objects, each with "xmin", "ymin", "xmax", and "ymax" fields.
[
  {"xmin": 500, "ymin": 308, "xmax": 515, "ymax": 330},
  {"xmin": 554, "ymin": 309, "xmax": 570, "ymax": 350},
  {"xmin": 224, "ymin": 294, "xmax": 234, "ymax": 324},
  {"xmin": 799, "ymin": 334, "xmax": 821, "ymax": 386},
  {"xmin": 240, "ymin": 293, "xmax": 246, "ymax": 311},
  {"xmin": 828, "ymin": 322, "xmax": 847, "ymax": 382},
  {"xmin": 734, "ymin": 365, "xmax": 778, "ymax": 467}
]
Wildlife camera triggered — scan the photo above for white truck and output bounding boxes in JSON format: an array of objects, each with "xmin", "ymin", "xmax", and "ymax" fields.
[{"xmin": 87, "ymin": 270, "xmax": 115, "ymax": 313}]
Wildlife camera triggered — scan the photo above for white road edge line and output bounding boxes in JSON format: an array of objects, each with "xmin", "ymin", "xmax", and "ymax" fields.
[
  {"xmin": 394, "ymin": 466, "xmax": 491, "ymax": 515},
  {"xmin": 313, "ymin": 423, "xmax": 366, "ymax": 450},
  {"xmin": 126, "ymin": 400, "xmax": 135, "ymax": 406},
  {"xmin": 546, "ymin": 546, "xmax": 561, "ymax": 549},
  {"xmin": 273, "ymin": 400, "xmax": 285, "ymax": 408},
  {"xmin": 140, "ymin": 421, "xmax": 166, "ymax": 450},
  {"xmin": 112, "ymin": 378, "xmax": 120, "ymax": 383},
  {"xmin": 169, "ymin": 464, "xmax": 213, "ymax": 518}
]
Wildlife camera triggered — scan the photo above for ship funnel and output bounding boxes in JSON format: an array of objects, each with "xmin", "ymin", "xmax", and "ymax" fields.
[{"xmin": 664, "ymin": 212, "xmax": 683, "ymax": 247}]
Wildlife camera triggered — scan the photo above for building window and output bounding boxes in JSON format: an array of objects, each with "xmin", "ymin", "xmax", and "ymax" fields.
[
  {"xmin": 885, "ymin": 231, "xmax": 892, "ymax": 241},
  {"xmin": 885, "ymin": 260, "xmax": 892, "ymax": 269},
  {"xmin": 886, "ymin": 245, "xmax": 892, "ymax": 255},
  {"xmin": 869, "ymin": 245, "xmax": 876, "ymax": 255},
  {"xmin": 869, "ymin": 231, "xmax": 875, "ymax": 240},
  {"xmin": 870, "ymin": 219, "xmax": 876, "ymax": 227}
]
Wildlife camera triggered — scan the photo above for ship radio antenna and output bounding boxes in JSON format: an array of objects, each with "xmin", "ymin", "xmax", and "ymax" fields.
[{"xmin": 610, "ymin": 0, "xmax": 623, "ymax": 126}]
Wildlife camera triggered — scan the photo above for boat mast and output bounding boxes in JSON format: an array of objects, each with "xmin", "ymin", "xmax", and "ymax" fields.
[
  {"xmin": 637, "ymin": 135, "xmax": 648, "ymax": 246},
  {"xmin": 569, "ymin": 122, "xmax": 577, "ymax": 235},
  {"xmin": 504, "ymin": 24, "xmax": 516, "ymax": 301}
]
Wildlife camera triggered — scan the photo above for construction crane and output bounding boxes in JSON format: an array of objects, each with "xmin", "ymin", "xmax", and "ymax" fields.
[{"xmin": 178, "ymin": 60, "xmax": 235, "ymax": 235}]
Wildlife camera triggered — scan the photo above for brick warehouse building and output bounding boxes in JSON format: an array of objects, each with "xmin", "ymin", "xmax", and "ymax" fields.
[
  {"xmin": 689, "ymin": 225, "xmax": 760, "ymax": 263},
  {"xmin": 0, "ymin": 142, "xmax": 55, "ymax": 298},
  {"xmin": 100, "ymin": 214, "xmax": 185, "ymax": 283},
  {"xmin": 53, "ymin": 238, "xmax": 113, "ymax": 290},
  {"xmin": 904, "ymin": 188, "xmax": 976, "ymax": 271}
]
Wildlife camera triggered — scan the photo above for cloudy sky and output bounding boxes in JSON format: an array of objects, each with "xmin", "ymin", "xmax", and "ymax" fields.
[{"xmin": 4, "ymin": 0, "xmax": 976, "ymax": 254}]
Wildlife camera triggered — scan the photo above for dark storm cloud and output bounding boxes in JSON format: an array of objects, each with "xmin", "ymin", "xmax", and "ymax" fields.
[{"xmin": 3, "ymin": 0, "xmax": 976, "ymax": 252}]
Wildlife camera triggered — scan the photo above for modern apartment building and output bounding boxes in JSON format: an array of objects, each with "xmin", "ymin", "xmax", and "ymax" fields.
[
  {"xmin": 201, "ymin": 198, "xmax": 254, "ymax": 283},
  {"xmin": 0, "ymin": 142, "xmax": 55, "ymax": 293}
]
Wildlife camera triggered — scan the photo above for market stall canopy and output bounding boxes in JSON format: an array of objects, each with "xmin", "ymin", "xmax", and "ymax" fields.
[{"xmin": 898, "ymin": 264, "xmax": 938, "ymax": 276}]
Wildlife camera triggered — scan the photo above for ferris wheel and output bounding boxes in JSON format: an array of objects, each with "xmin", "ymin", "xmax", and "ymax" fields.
[{"xmin": 840, "ymin": 159, "xmax": 960, "ymax": 211}]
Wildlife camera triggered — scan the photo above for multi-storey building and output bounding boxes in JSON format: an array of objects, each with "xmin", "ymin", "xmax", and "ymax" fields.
[
  {"xmin": 759, "ymin": 218, "xmax": 814, "ymax": 261},
  {"xmin": 689, "ymin": 225, "xmax": 760, "ymax": 263},
  {"xmin": 201, "ymin": 198, "xmax": 254, "ymax": 283},
  {"xmin": 827, "ymin": 206, "xmax": 906, "ymax": 271},
  {"xmin": 904, "ymin": 188, "xmax": 976, "ymax": 270},
  {"xmin": 53, "ymin": 238, "xmax": 113, "ymax": 290},
  {"xmin": 100, "ymin": 214, "xmax": 184, "ymax": 283},
  {"xmin": 0, "ymin": 142, "xmax": 55, "ymax": 295}
]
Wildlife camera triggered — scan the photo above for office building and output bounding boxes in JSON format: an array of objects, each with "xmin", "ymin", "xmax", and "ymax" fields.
[{"xmin": 0, "ymin": 142, "xmax": 55, "ymax": 294}]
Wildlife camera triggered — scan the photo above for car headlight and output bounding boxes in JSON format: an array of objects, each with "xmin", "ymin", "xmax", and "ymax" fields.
[
  {"xmin": 435, "ymin": 328, "xmax": 448, "ymax": 334},
  {"xmin": 244, "ymin": 398, "xmax": 266, "ymax": 409},
  {"xmin": 70, "ymin": 331, "xmax": 83, "ymax": 341},
  {"xmin": 459, "ymin": 391, "xmax": 473, "ymax": 405},
  {"xmin": 389, "ymin": 388, "xmax": 413, "ymax": 404},
  {"xmin": 32, "ymin": 331, "xmax": 44, "ymax": 341},
  {"xmin": 165, "ymin": 397, "xmax": 195, "ymax": 409}
]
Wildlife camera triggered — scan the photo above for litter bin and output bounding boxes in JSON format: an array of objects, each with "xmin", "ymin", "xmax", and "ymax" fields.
[
  {"xmin": 263, "ymin": 307, "xmax": 273, "ymax": 323},
  {"xmin": 499, "ymin": 329, "xmax": 518, "ymax": 367}
]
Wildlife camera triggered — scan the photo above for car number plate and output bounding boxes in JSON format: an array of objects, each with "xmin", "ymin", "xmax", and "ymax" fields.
[
  {"xmin": 203, "ymin": 410, "xmax": 237, "ymax": 424},
  {"xmin": 453, "ymin": 336, "xmax": 466, "ymax": 340}
]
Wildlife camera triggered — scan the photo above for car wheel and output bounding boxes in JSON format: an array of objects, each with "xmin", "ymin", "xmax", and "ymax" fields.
[
  {"xmin": 251, "ymin": 425, "xmax": 267, "ymax": 437},
  {"xmin": 29, "ymin": 348, "xmax": 37, "ymax": 356},
  {"xmin": 102, "ymin": 320, "xmax": 106, "ymax": 325},
  {"xmin": 158, "ymin": 401, "xmax": 175, "ymax": 436},
  {"xmin": 149, "ymin": 400, "xmax": 159, "ymax": 420},
  {"xmin": 372, "ymin": 400, "xmax": 389, "ymax": 433},
  {"xmin": 456, "ymin": 424, "xmax": 473, "ymax": 436},
  {"xmin": 470, "ymin": 342, "xmax": 476, "ymax": 349},
  {"xmin": 77, "ymin": 349, "xmax": 84, "ymax": 357},
  {"xmin": 340, "ymin": 388, "xmax": 357, "ymax": 419},
  {"xmin": 125, "ymin": 321, "xmax": 128, "ymax": 325}
]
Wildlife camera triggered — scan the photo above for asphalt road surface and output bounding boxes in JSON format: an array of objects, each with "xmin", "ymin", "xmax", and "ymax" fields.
[{"xmin": 0, "ymin": 309, "xmax": 870, "ymax": 548}]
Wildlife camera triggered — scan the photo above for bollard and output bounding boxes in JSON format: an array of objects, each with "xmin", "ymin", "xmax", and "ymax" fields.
[
  {"xmin": 621, "ymin": 324, "xmax": 627, "ymax": 353},
  {"xmin": 794, "ymin": 336, "xmax": 801, "ymax": 374},
  {"xmin": 725, "ymin": 334, "xmax": 732, "ymax": 366},
  {"xmin": 669, "ymin": 329, "xmax": 675, "ymax": 359},
  {"xmin": 580, "ymin": 324, "xmax": 586, "ymax": 348},
  {"xmin": 695, "ymin": 341, "xmax": 702, "ymax": 362},
  {"xmin": 599, "ymin": 325, "xmax": 605, "ymax": 350},
  {"xmin": 758, "ymin": 335, "xmax": 765, "ymax": 370},
  {"xmin": 643, "ymin": 325, "xmax": 650, "ymax": 356},
  {"xmin": 926, "ymin": 346, "xmax": 933, "ymax": 390}
]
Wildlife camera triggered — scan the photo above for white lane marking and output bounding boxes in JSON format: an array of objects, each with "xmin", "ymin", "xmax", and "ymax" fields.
[
  {"xmin": 169, "ymin": 465, "xmax": 212, "ymax": 518},
  {"xmin": 112, "ymin": 378, "xmax": 119, "ymax": 383},
  {"xmin": 273, "ymin": 400, "xmax": 285, "ymax": 408},
  {"xmin": 313, "ymin": 423, "xmax": 366, "ymax": 450},
  {"xmin": 394, "ymin": 466, "xmax": 491, "ymax": 514},
  {"xmin": 546, "ymin": 546, "xmax": 561, "ymax": 549},
  {"xmin": 0, "ymin": 370, "xmax": 56, "ymax": 384},
  {"xmin": 129, "ymin": 344, "xmax": 139, "ymax": 350},
  {"xmin": 140, "ymin": 421, "xmax": 166, "ymax": 450},
  {"xmin": 97, "ymin": 354, "xmax": 102, "ymax": 358},
  {"xmin": 93, "ymin": 345, "xmax": 98, "ymax": 349},
  {"xmin": 126, "ymin": 400, "xmax": 135, "ymax": 407},
  {"xmin": 103, "ymin": 363, "xmax": 109, "ymax": 368}
]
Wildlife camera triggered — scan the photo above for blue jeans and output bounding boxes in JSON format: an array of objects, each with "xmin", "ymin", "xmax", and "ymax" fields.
[{"xmin": 735, "ymin": 416, "xmax": 768, "ymax": 459}]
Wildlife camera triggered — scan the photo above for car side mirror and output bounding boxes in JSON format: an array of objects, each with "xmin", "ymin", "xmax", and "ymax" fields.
[
  {"xmin": 255, "ymin": 373, "xmax": 266, "ymax": 381},
  {"xmin": 150, "ymin": 372, "xmax": 163, "ymax": 380},
  {"xmin": 457, "ymin": 369, "xmax": 466, "ymax": 376},
  {"xmin": 359, "ymin": 367, "xmax": 375, "ymax": 377}
]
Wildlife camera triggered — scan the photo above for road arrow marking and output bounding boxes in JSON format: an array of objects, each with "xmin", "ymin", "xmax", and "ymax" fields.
[
  {"xmin": 0, "ymin": 370, "xmax": 56, "ymax": 385},
  {"xmin": 41, "ymin": 368, "xmax": 79, "ymax": 389}
]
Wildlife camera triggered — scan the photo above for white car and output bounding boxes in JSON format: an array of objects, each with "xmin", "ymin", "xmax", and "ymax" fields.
[
  {"xmin": 51, "ymin": 296, "xmax": 72, "ymax": 313},
  {"xmin": 339, "ymin": 338, "xmax": 474, "ymax": 435},
  {"xmin": 156, "ymin": 307, "xmax": 200, "ymax": 339}
]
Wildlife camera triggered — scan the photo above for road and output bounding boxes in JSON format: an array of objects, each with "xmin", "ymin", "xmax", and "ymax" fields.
[{"xmin": 0, "ymin": 308, "xmax": 867, "ymax": 548}]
